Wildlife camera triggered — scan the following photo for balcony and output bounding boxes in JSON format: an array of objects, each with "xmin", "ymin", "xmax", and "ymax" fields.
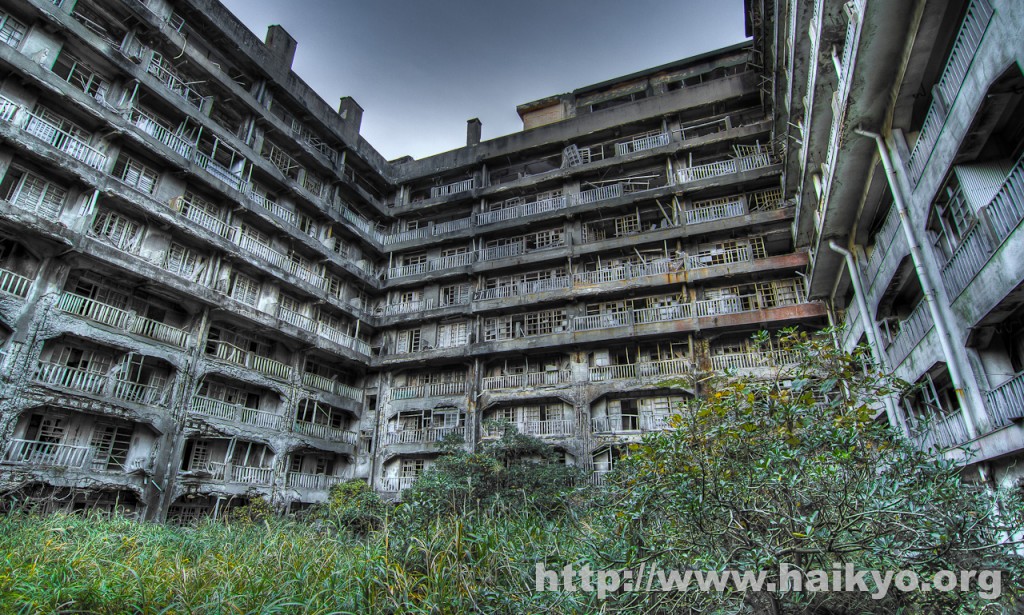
[
  {"xmin": 675, "ymin": 151, "xmax": 775, "ymax": 185},
  {"xmin": 484, "ymin": 418, "xmax": 574, "ymax": 438},
  {"xmin": 573, "ymin": 260, "xmax": 671, "ymax": 285},
  {"xmin": 381, "ymin": 298, "xmax": 436, "ymax": 316},
  {"xmin": 190, "ymin": 395, "xmax": 284, "ymax": 430},
  {"xmin": 686, "ymin": 197, "xmax": 745, "ymax": 225},
  {"xmin": 286, "ymin": 472, "xmax": 344, "ymax": 490},
  {"xmin": 381, "ymin": 425, "xmax": 467, "ymax": 445},
  {"xmin": 302, "ymin": 371, "xmax": 362, "ymax": 401},
  {"xmin": 572, "ymin": 183, "xmax": 623, "ymax": 206},
  {"xmin": 687, "ymin": 245, "xmax": 753, "ymax": 270},
  {"xmin": 292, "ymin": 421, "xmax": 358, "ymax": 445},
  {"xmin": 587, "ymin": 358, "xmax": 691, "ymax": 383},
  {"xmin": 57, "ymin": 292, "xmax": 189, "ymax": 348},
  {"xmin": 482, "ymin": 370, "xmax": 572, "ymax": 390},
  {"xmin": 111, "ymin": 378, "xmax": 168, "ymax": 406},
  {"xmin": 614, "ymin": 131, "xmax": 671, "ymax": 156},
  {"xmin": 0, "ymin": 266, "xmax": 32, "ymax": 298},
  {"xmin": 912, "ymin": 412, "xmax": 971, "ymax": 451},
  {"xmin": 710, "ymin": 349, "xmax": 800, "ymax": 371},
  {"xmin": 906, "ymin": 0, "xmax": 994, "ymax": 183},
  {"xmin": 379, "ymin": 476, "xmax": 418, "ymax": 492},
  {"xmin": 208, "ymin": 340, "xmax": 292, "ymax": 380},
  {"xmin": 315, "ymin": 322, "xmax": 371, "ymax": 356},
  {"xmin": 278, "ymin": 305, "xmax": 316, "ymax": 332},
  {"xmin": 34, "ymin": 362, "xmax": 106, "ymax": 395},
  {"xmin": 177, "ymin": 199, "xmax": 235, "ymax": 241},
  {"xmin": 474, "ymin": 276, "xmax": 572, "ymax": 301},
  {"xmin": 228, "ymin": 464, "xmax": 274, "ymax": 485},
  {"xmin": 125, "ymin": 106, "xmax": 196, "ymax": 160},
  {"xmin": 3, "ymin": 439, "xmax": 89, "ymax": 468},
  {"xmin": 236, "ymin": 233, "xmax": 289, "ymax": 270},
  {"xmin": 193, "ymin": 150, "xmax": 248, "ymax": 193},
  {"xmin": 5, "ymin": 103, "xmax": 107, "ymax": 171},
  {"xmin": 390, "ymin": 381, "xmax": 467, "ymax": 400},
  {"xmin": 984, "ymin": 371, "xmax": 1024, "ymax": 431},
  {"xmin": 431, "ymin": 217, "xmax": 473, "ymax": 236},
  {"xmin": 430, "ymin": 177, "xmax": 475, "ymax": 199},
  {"xmin": 574, "ymin": 304, "xmax": 693, "ymax": 332},
  {"xmin": 147, "ymin": 56, "xmax": 207, "ymax": 110},
  {"xmin": 591, "ymin": 415, "xmax": 668, "ymax": 433},
  {"xmin": 884, "ymin": 302, "xmax": 933, "ymax": 367},
  {"xmin": 476, "ymin": 195, "xmax": 568, "ymax": 226}
]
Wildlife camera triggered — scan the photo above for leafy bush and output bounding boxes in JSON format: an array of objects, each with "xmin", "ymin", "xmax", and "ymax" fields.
[{"xmin": 314, "ymin": 479, "xmax": 387, "ymax": 535}]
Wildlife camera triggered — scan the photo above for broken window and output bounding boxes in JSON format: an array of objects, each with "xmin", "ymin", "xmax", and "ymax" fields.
[
  {"xmin": 113, "ymin": 154, "xmax": 159, "ymax": 194},
  {"xmin": 0, "ymin": 167, "xmax": 69, "ymax": 218},
  {"xmin": 91, "ymin": 210, "xmax": 143, "ymax": 253},
  {"xmin": 228, "ymin": 272, "xmax": 260, "ymax": 306},
  {"xmin": 0, "ymin": 10, "xmax": 26, "ymax": 48}
]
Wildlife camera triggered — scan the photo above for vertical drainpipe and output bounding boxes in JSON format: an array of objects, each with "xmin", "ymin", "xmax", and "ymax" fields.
[
  {"xmin": 854, "ymin": 128, "xmax": 979, "ymax": 439},
  {"xmin": 828, "ymin": 240, "xmax": 908, "ymax": 435}
]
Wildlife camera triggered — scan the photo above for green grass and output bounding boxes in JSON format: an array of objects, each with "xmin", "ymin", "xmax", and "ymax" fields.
[{"xmin": 0, "ymin": 510, "xmax": 598, "ymax": 614}]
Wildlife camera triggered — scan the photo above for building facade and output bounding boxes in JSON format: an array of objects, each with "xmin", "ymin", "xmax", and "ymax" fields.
[
  {"xmin": 766, "ymin": 0, "xmax": 1024, "ymax": 490},
  {"xmin": 0, "ymin": 0, "xmax": 1018, "ymax": 521}
]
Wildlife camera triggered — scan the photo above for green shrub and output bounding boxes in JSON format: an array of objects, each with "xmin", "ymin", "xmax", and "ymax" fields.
[{"xmin": 314, "ymin": 479, "xmax": 387, "ymax": 535}]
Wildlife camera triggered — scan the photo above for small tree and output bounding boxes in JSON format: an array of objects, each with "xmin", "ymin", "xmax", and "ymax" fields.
[
  {"xmin": 402, "ymin": 426, "xmax": 585, "ymax": 520},
  {"xmin": 314, "ymin": 479, "xmax": 386, "ymax": 536},
  {"xmin": 603, "ymin": 328, "xmax": 1023, "ymax": 614}
]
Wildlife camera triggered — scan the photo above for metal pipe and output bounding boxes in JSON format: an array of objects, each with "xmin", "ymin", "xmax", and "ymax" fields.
[
  {"xmin": 854, "ymin": 128, "xmax": 979, "ymax": 439},
  {"xmin": 828, "ymin": 240, "xmax": 908, "ymax": 435}
]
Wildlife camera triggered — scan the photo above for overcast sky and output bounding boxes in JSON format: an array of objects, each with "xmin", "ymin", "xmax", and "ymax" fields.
[{"xmin": 219, "ymin": 0, "xmax": 749, "ymax": 161}]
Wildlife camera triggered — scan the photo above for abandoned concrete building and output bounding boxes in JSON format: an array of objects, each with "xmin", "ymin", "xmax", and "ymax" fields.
[{"xmin": 0, "ymin": 0, "xmax": 1019, "ymax": 521}]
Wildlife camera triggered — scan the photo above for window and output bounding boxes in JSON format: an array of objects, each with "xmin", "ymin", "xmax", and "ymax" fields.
[
  {"xmin": 89, "ymin": 424, "xmax": 133, "ymax": 471},
  {"xmin": 440, "ymin": 283, "xmax": 470, "ymax": 306},
  {"xmin": 615, "ymin": 212, "xmax": 641, "ymax": 236},
  {"xmin": 52, "ymin": 50, "xmax": 110, "ymax": 100},
  {"xmin": 91, "ymin": 210, "xmax": 143, "ymax": 253},
  {"xmin": 524, "ymin": 309, "xmax": 567, "ymax": 336},
  {"xmin": 164, "ymin": 243, "xmax": 207, "ymax": 281},
  {"xmin": 394, "ymin": 328, "xmax": 423, "ymax": 353},
  {"xmin": 113, "ymin": 154, "xmax": 159, "ymax": 194},
  {"xmin": 0, "ymin": 167, "xmax": 68, "ymax": 219},
  {"xmin": 228, "ymin": 272, "xmax": 260, "ymax": 306},
  {"xmin": 437, "ymin": 321, "xmax": 468, "ymax": 348},
  {"xmin": 484, "ymin": 316, "xmax": 513, "ymax": 341},
  {"xmin": 400, "ymin": 459, "xmax": 425, "ymax": 478},
  {"xmin": 0, "ymin": 11, "xmax": 26, "ymax": 48}
]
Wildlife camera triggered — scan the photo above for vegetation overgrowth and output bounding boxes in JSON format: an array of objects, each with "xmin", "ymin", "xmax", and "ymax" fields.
[{"xmin": 1, "ymin": 329, "xmax": 1022, "ymax": 613}]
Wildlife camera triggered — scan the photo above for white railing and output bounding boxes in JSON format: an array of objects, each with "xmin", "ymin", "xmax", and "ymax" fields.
[
  {"xmin": 286, "ymin": 472, "xmax": 344, "ymax": 490},
  {"xmin": 387, "ymin": 262, "xmax": 429, "ymax": 279},
  {"xmin": 695, "ymin": 294, "xmax": 758, "ymax": 317},
  {"xmin": 614, "ymin": 132, "xmax": 670, "ymax": 156},
  {"xmin": 687, "ymin": 245, "xmax": 753, "ymax": 269},
  {"xmin": 278, "ymin": 306, "xmax": 316, "ymax": 332},
  {"xmin": 383, "ymin": 298, "xmax": 436, "ymax": 316},
  {"xmin": 864, "ymin": 205, "xmax": 903, "ymax": 287},
  {"xmin": 236, "ymin": 233, "xmax": 288, "ymax": 269},
  {"xmin": 391, "ymin": 381, "xmax": 467, "ymax": 399},
  {"xmin": 126, "ymin": 107, "xmax": 195, "ymax": 159},
  {"xmin": 482, "ymin": 370, "xmax": 571, "ymax": 390},
  {"xmin": 58, "ymin": 291, "xmax": 135, "ymax": 329},
  {"xmin": 131, "ymin": 316, "xmax": 188, "ymax": 347},
  {"xmin": 111, "ymin": 378, "xmax": 166, "ymax": 405},
  {"xmin": 193, "ymin": 150, "xmax": 247, "ymax": 192},
  {"xmin": 316, "ymin": 322, "xmax": 372, "ymax": 355},
  {"xmin": 479, "ymin": 241, "xmax": 525, "ymax": 261},
  {"xmin": 634, "ymin": 303, "xmax": 694, "ymax": 324},
  {"xmin": 574, "ymin": 313, "xmax": 628, "ymax": 332},
  {"xmin": 587, "ymin": 358, "xmax": 691, "ymax": 382},
  {"xmin": 23, "ymin": 112, "xmax": 107, "ymax": 170},
  {"xmin": 886, "ymin": 302, "xmax": 934, "ymax": 366},
  {"xmin": 913, "ymin": 412, "xmax": 971, "ymax": 451},
  {"xmin": 572, "ymin": 183, "xmax": 623, "ymax": 206},
  {"xmin": 180, "ymin": 202, "xmax": 234, "ymax": 240},
  {"xmin": 0, "ymin": 267, "xmax": 32, "ymax": 298},
  {"xmin": 430, "ymin": 178, "xmax": 475, "ymax": 198},
  {"xmin": 302, "ymin": 371, "xmax": 362, "ymax": 400},
  {"xmin": 474, "ymin": 276, "xmax": 572, "ymax": 301},
  {"xmin": 3, "ymin": 439, "xmax": 89, "ymax": 468},
  {"xmin": 147, "ymin": 57, "xmax": 207, "ymax": 110},
  {"xmin": 485, "ymin": 418, "xmax": 574, "ymax": 438},
  {"xmin": 382, "ymin": 227, "xmax": 429, "ymax": 245},
  {"xmin": 710, "ymin": 349, "xmax": 800, "ymax": 371},
  {"xmin": 985, "ymin": 370, "xmax": 1024, "ymax": 431},
  {"xmin": 382, "ymin": 425, "xmax": 466, "ymax": 445},
  {"xmin": 939, "ymin": 224, "xmax": 992, "ymax": 299},
  {"xmin": 379, "ymin": 476, "xmax": 418, "ymax": 491},
  {"xmin": 686, "ymin": 198, "xmax": 745, "ymax": 225},
  {"xmin": 34, "ymin": 362, "xmax": 107, "ymax": 394},
  {"xmin": 738, "ymin": 151, "xmax": 775, "ymax": 173},
  {"xmin": 982, "ymin": 156, "xmax": 1024, "ymax": 242},
  {"xmin": 210, "ymin": 341, "xmax": 292, "ymax": 380},
  {"xmin": 676, "ymin": 159, "xmax": 737, "ymax": 183},
  {"xmin": 432, "ymin": 217, "xmax": 473, "ymax": 236},
  {"xmin": 293, "ymin": 421, "xmax": 358, "ymax": 444},
  {"xmin": 230, "ymin": 465, "xmax": 273, "ymax": 485},
  {"xmin": 190, "ymin": 395, "xmax": 284, "ymax": 430},
  {"xmin": 430, "ymin": 252, "xmax": 474, "ymax": 271},
  {"xmin": 476, "ymin": 195, "xmax": 568, "ymax": 226},
  {"xmin": 906, "ymin": 0, "xmax": 993, "ymax": 182},
  {"xmin": 0, "ymin": 95, "xmax": 18, "ymax": 122}
]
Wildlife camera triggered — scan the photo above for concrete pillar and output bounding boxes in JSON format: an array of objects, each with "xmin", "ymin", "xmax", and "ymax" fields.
[{"xmin": 466, "ymin": 118, "xmax": 482, "ymax": 147}]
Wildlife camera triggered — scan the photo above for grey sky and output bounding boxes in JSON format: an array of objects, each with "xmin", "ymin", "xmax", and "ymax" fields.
[{"xmin": 219, "ymin": 0, "xmax": 749, "ymax": 161}]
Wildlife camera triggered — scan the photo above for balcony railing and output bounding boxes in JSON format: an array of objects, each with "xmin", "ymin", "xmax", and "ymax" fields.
[
  {"xmin": 615, "ymin": 131, "xmax": 670, "ymax": 156},
  {"xmin": 479, "ymin": 241, "xmax": 525, "ymax": 261},
  {"xmin": 179, "ymin": 201, "xmax": 234, "ymax": 240},
  {"xmin": 293, "ymin": 421, "xmax": 358, "ymax": 444},
  {"xmin": 430, "ymin": 252, "xmax": 474, "ymax": 271},
  {"xmin": 430, "ymin": 178, "xmax": 475, "ymax": 199},
  {"xmin": 688, "ymin": 245, "xmax": 753, "ymax": 269},
  {"xmin": 379, "ymin": 476, "xmax": 418, "ymax": 491},
  {"xmin": 390, "ymin": 381, "xmax": 467, "ymax": 400},
  {"xmin": 229, "ymin": 464, "xmax": 274, "ymax": 485},
  {"xmin": 985, "ymin": 370, "xmax": 1024, "ymax": 431},
  {"xmin": 484, "ymin": 418, "xmax": 574, "ymax": 438},
  {"xmin": 710, "ymin": 349, "xmax": 800, "ymax": 371},
  {"xmin": 209, "ymin": 341, "xmax": 292, "ymax": 380},
  {"xmin": 147, "ymin": 57, "xmax": 207, "ymax": 110},
  {"xmin": 125, "ymin": 106, "xmax": 196, "ymax": 159},
  {"xmin": 58, "ymin": 291, "xmax": 134, "ymax": 329},
  {"xmin": 190, "ymin": 395, "xmax": 284, "ymax": 430},
  {"xmin": 22, "ymin": 111, "xmax": 107, "ymax": 170},
  {"xmin": 592, "ymin": 415, "xmax": 667, "ymax": 433},
  {"xmin": 236, "ymin": 233, "xmax": 288, "ymax": 270},
  {"xmin": 34, "ymin": 362, "xmax": 107, "ymax": 395},
  {"xmin": 381, "ymin": 425, "xmax": 466, "ymax": 445},
  {"xmin": 906, "ymin": 0, "xmax": 993, "ymax": 182},
  {"xmin": 477, "ymin": 195, "xmax": 568, "ymax": 226},
  {"xmin": 278, "ymin": 305, "xmax": 316, "ymax": 332},
  {"xmin": 474, "ymin": 276, "xmax": 572, "ymax": 301},
  {"xmin": 885, "ymin": 302, "xmax": 934, "ymax": 366},
  {"xmin": 193, "ymin": 151, "xmax": 248, "ymax": 193},
  {"xmin": 286, "ymin": 472, "xmax": 344, "ymax": 490},
  {"xmin": 316, "ymin": 323, "xmax": 371, "ymax": 356},
  {"xmin": 112, "ymin": 378, "xmax": 167, "ymax": 406},
  {"xmin": 388, "ymin": 262, "xmax": 429, "ymax": 279},
  {"xmin": 686, "ymin": 197, "xmax": 745, "ymax": 225},
  {"xmin": 0, "ymin": 267, "xmax": 32, "ymax": 298},
  {"xmin": 302, "ymin": 371, "xmax": 362, "ymax": 401},
  {"xmin": 572, "ymin": 183, "xmax": 623, "ymax": 206},
  {"xmin": 587, "ymin": 358, "xmax": 691, "ymax": 383},
  {"xmin": 3, "ymin": 439, "xmax": 89, "ymax": 468},
  {"xmin": 676, "ymin": 159, "xmax": 737, "ymax": 183},
  {"xmin": 864, "ymin": 205, "xmax": 903, "ymax": 288},
  {"xmin": 482, "ymin": 370, "xmax": 572, "ymax": 390},
  {"xmin": 432, "ymin": 217, "xmax": 473, "ymax": 236},
  {"xmin": 382, "ymin": 298, "xmax": 436, "ymax": 316},
  {"xmin": 912, "ymin": 412, "xmax": 971, "ymax": 451}
]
